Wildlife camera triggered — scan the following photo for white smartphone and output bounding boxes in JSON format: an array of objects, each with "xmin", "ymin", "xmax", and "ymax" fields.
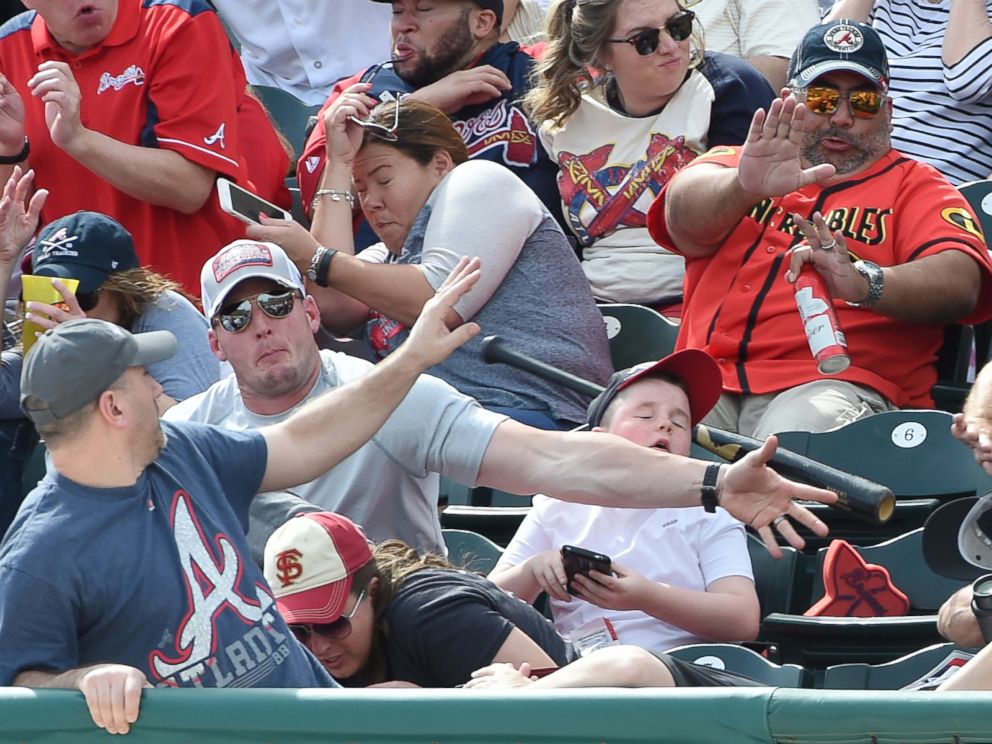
[{"xmin": 216, "ymin": 178, "xmax": 291, "ymax": 225}]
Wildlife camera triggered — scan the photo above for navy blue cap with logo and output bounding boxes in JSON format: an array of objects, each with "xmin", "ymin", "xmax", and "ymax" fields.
[
  {"xmin": 787, "ymin": 19, "xmax": 890, "ymax": 90},
  {"xmin": 31, "ymin": 211, "xmax": 140, "ymax": 294}
]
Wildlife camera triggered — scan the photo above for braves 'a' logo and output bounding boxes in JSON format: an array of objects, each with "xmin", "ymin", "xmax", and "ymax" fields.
[
  {"xmin": 557, "ymin": 133, "xmax": 695, "ymax": 246},
  {"xmin": 204, "ymin": 123, "xmax": 227, "ymax": 149}
]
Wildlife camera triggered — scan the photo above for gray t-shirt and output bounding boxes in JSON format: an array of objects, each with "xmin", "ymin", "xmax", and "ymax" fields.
[
  {"xmin": 362, "ymin": 160, "xmax": 613, "ymax": 425},
  {"xmin": 133, "ymin": 289, "xmax": 219, "ymax": 402},
  {"xmin": 165, "ymin": 350, "xmax": 507, "ymax": 557}
]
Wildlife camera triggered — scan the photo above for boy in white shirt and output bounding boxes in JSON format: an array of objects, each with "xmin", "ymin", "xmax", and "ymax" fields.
[{"xmin": 490, "ymin": 350, "xmax": 760, "ymax": 653}]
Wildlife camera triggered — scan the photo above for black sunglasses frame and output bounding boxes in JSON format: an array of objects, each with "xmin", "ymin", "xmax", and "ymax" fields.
[{"xmin": 607, "ymin": 10, "xmax": 695, "ymax": 56}]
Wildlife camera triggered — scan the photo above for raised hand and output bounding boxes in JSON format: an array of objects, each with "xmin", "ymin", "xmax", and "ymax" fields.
[
  {"xmin": 737, "ymin": 95, "xmax": 836, "ymax": 198},
  {"xmin": 400, "ymin": 256, "xmax": 482, "ymax": 370},
  {"xmin": 0, "ymin": 74, "xmax": 25, "ymax": 153},
  {"xmin": 407, "ymin": 66, "xmax": 511, "ymax": 114},
  {"xmin": 718, "ymin": 435, "xmax": 837, "ymax": 556},
  {"xmin": 0, "ymin": 166, "xmax": 47, "ymax": 267},
  {"xmin": 322, "ymin": 82, "xmax": 378, "ymax": 165},
  {"xmin": 28, "ymin": 61, "xmax": 86, "ymax": 152}
]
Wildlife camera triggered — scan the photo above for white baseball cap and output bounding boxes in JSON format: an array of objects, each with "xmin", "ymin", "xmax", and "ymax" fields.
[{"xmin": 200, "ymin": 240, "xmax": 306, "ymax": 319}]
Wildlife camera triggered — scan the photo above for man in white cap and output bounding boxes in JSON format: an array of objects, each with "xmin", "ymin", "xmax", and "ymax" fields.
[
  {"xmin": 169, "ymin": 239, "xmax": 837, "ymax": 565},
  {"xmin": 0, "ymin": 260, "xmax": 479, "ymax": 735}
]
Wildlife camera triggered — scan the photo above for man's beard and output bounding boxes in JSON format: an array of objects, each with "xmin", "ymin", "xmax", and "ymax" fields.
[
  {"xmin": 395, "ymin": 8, "xmax": 476, "ymax": 88},
  {"xmin": 801, "ymin": 112, "xmax": 891, "ymax": 176}
]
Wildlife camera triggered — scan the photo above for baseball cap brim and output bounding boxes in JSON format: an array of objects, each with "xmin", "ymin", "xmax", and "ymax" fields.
[
  {"xmin": 275, "ymin": 574, "xmax": 354, "ymax": 625},
  {"xmin": 131, "ymin": 329, "xmax": 179, "ymax": 368},
  {"xmin": 791, "ymin": 60, "xmax": 886, "ymax": 89},
  {"xmin": 923, "ymin": 496, "xmax": 985, "ymax": 580},
  {"xmin": 587, "ymin": 349, "xmax": 722, "ymax": 427},
  {"xmin": 33, "ymin": 262, "xmax": 108, "ymax": 295}
]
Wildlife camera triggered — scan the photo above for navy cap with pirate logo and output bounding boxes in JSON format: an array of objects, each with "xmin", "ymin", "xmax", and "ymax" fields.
[
  {"xmin": 788, "ymin": 19, "xmax": 889, "ymax": 90},
  {"xmin": 31, "ymin": 211, "xmax": 140, "ymax": 294}
]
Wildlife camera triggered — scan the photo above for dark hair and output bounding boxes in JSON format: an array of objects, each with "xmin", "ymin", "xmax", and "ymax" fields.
[
  {"xmin": 526, "ymin": 0, "xmax": 703, "ymax": 126},
  {"xmin": 361, "ymin": 99, "xmax": 470, "ymax": 166}
]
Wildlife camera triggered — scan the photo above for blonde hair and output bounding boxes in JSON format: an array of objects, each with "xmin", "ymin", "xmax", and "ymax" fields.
[{"xmin": 100, "ymin": 268, "xmax": 195, "ymax": 329}]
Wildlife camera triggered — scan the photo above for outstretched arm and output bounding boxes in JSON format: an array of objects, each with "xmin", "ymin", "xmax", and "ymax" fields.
[
  {"xmin": 665, "ymin": 96, "xmax": 837, "ymax": 258},
  {"xmin": 478, "ymin": 422, "xmax": 836, "ymax": 555},
  {"xmin": 259, "ymin": 258, "xmax": 481, "ymax": 492}
]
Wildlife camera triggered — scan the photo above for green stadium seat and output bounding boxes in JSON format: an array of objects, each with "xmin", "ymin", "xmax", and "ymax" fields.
[
  {"xmin": 439, "ymin": 505, "xmax": 530, "ymax": 548},
  {"xmin": 441, "ymin": 528, "xmax": 504, "ymax": 573},
  {"xmin": 667, "ymin": 643, "xmax": 810, "ymax": 687},
  {"xmin": 821, "ymin": 642, "xmax": 976, "ymax": 690},
  {"xmin": 598, "ymin": 303, "xmax": 679, "ymax": 371},
  {"xmin": 251, "ymin": 84, "xmax": 321, "ymax": 163},
  {"xmin": 747, "ymin": 532, "xmax": 799, "ymax": 617}
]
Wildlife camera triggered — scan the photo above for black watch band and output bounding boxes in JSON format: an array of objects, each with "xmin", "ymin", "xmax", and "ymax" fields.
[
  {"xmin": 0, "ymin": 137, "xmax": 29, "ymax": 165},
  {"xmin": 701, "ymin": 463, "xmax": 721, "ymax": 513}
]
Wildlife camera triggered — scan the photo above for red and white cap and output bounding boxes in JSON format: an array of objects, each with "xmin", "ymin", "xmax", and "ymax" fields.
[
  {"xmin": 263, "ymin": 512, "xmax": 374, "ymax": 625},
  {"xmin": 200, "ymin": 239, "xmax": 306, "ymax": 319}
]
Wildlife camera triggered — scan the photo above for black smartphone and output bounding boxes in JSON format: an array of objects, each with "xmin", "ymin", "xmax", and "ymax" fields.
[{"xmin": 561, "ymin": 545, "xmax": 612, "ymax": 595}]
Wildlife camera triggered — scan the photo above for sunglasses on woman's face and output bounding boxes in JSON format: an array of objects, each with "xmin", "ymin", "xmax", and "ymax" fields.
[
  {"xmin": 802, "ymin": 85, "xmax": 886, "ymax": 119},
  {"xmin": 214, "ymin": 289, "xmax": 299, "ymax": 334},
  {"xmin": 76, "ymin": 290, "xmax": 101, "ymax": 313},
  {"xmin": 288, "ymin": 587, "xmax": 368, "ymax": 644},
  {"xmin": 607, "ymin": 10, "xmax": 695, "ymax": 56}
]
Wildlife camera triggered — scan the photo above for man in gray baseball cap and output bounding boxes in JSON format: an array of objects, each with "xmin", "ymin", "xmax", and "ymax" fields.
[
  {"xmin": 21, "ymin": 319, "xmax": 175, "ymax": 428},
  {"xmin": 0, "ymin": 270, "xmax": 484, "ymax": 735}
]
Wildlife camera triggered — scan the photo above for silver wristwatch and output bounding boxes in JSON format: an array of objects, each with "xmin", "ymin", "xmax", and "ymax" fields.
[
  {"xmin": 849, "ymin": 260, "xmax": 884, "ymax": 307},
  {"xmin": 307, "ymin": 246, "xmax": 337, "ymax": 287}
]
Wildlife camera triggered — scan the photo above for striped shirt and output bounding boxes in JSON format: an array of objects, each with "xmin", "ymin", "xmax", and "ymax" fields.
[{"xmin": 871, "ymin": 0, "xmax": 992, "ymax": 185}]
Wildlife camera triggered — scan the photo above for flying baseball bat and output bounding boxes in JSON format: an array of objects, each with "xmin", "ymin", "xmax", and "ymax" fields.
[{"xmin": 480, "ymin": 335, "xmax": 895, "ymax": 525}]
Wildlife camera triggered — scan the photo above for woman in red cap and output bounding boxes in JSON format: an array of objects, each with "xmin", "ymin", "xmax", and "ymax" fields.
[{"xmin": 263, "ymin": 512, "xmax": 576, "ymax": 687}]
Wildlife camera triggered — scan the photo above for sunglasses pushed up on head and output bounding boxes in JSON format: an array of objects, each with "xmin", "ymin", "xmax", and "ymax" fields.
[
  {"xmin": 214, "ymin": 289, "xmax": 300, "ymax": 334},
  {"xmin": 607, "ymin": 10, "xmax": 694, "ymax": 56},
  {"xmin": 349, "ymin": 100, "xmax": 400, "ymax": 142},
  {"xmin": 802, "ymin": 85, "xmax": 886, "ymax": 118}
]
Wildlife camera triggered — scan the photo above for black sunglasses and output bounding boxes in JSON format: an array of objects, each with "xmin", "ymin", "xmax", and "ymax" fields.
[
  {"xmin": 76, "ymin": 290, "xmax": 101, "ymax": 313},
  {"xmin": 214, "ymin": 289, "xmax": 299, "ymax": 334},
  {"xmin": 608, "ymin": 10, "xmax": 695, "ymax": 56},
  {"xmin": 289, "ymin": 587, "xmax": 367, "ymax": 644}
]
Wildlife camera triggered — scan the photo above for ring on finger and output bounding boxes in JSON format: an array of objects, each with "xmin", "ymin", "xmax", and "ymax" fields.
[
  {"xmin": 772, "ymin": 515, "xmax": 788, "ymax": 528},
  {"xmin": 817, "ymin": 240, "xmax": 837, "ymax": 251}
]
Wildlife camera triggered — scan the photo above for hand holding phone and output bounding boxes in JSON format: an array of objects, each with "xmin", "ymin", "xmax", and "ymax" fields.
[
  {"xmin": 216, "ymin": 178, "xmax": 291, "ymax": 225},
  {"xmin": 560, "ymin": 545, "xmax": 612, "ymax": 596}
]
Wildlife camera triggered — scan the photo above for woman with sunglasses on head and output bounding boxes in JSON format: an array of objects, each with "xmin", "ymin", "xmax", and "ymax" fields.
[
  {"xmin": 252, "ymin": 97, "xmax": 612, "ymax": 431},
  {"xmin": 264, "ymin": 512, "xmax": 576, "ymax": 688},
  {"xmin": 0, "ymin": 168, "xmax": 219, "ymax": 413},
  {"xmin": 526, "ymin": 0, "xmax": 774, "ymax": 314}
]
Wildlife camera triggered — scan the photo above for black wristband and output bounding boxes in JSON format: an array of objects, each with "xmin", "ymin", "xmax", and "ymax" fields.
[
  {"xmin": 314, "ymin": 247, "xmax": 335, "ymax": 287},
  {"xmin": 971, "ymin": 573, "xmax": 992, "ymax": 644},
  {"xmin": 0, "ymin": 137, "xmax": 29, "ymax": 165},
  {"xmin": 701, "ymin": 463, "xmax": 721, "ymax": 513}
]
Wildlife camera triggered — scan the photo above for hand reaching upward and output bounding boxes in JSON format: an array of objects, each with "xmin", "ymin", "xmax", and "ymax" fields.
[{"xmin": 737, "ymin": 95, "xmax": 837, "ymax": 198}]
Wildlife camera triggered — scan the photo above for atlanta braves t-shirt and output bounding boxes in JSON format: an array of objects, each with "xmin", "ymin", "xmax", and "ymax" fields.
[{"xmin": 0, "ymin": 421, "xmax": 335, "ymax": 689}]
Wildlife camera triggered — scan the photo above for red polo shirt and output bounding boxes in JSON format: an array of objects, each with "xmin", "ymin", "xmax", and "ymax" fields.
[{"xmin": 0, "ymin": 0, "xmax": 250, "ymax": 295}]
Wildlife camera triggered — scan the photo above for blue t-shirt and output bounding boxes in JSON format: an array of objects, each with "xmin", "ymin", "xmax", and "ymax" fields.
[{"xmin": 0, "ymin": 420, "xmax": 335, "ymax": 689}]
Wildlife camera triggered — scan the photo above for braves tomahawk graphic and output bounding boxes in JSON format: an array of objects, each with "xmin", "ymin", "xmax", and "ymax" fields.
[
  {"xmin": 453, "ymin": 100, "xmax": 537, "ymax": 169},
  {"xmin": 148, "ymin": 491, "xmax": 292, "ymax": 687},
  {"xmin": 558, "ymin": 133, "xmax": 696, "ymax": 247}
]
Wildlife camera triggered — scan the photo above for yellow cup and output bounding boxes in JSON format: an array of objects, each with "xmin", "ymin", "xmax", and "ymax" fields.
[{"xmin": 21, "ymin": 274, "xmax": 81, "ymax": 354}]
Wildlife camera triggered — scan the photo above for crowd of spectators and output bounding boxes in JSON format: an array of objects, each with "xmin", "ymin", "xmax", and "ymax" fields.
[{"xmin": 1, "ymin": 0, "xmax": 992, "ymax": 736}]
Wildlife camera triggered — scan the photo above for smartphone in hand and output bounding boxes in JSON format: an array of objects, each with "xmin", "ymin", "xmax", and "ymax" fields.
[
  {"xmin": 216, "ymin": 178, "xmax": 291, "ymax": 225},
  {"xmin": 561, "ymin": 545, "xmax": 612, "ymax": 596}
]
